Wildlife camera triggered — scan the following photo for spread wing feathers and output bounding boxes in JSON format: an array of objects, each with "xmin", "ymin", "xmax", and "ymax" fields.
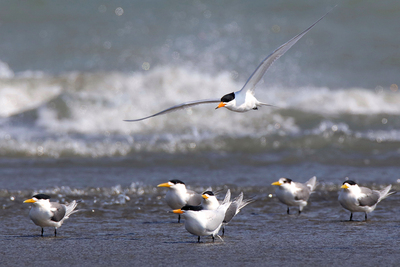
[
  {"xmin": 223, "ymin": 192, "xmax": 254, "ymax": 224},
  {"xmin": 124, "ymin": 98, "xmax": 220, "ymax": 122},
  {"xmin": 186, "ymin": 190, "xmax": 203, "ymax": 206},
  {"xmin": 378, "ymin": 185, "xmax": 396, "ymax": 201},
  {"xmin": 239, "ymin": 9, "xmax": 333, "ymax": 95},
  {"xmin": 50, "ymin": 203, "xmax": 67, "ymax": 222},
  {"xmin": 64, "ymin": 200, "xmax": 79, "ymax": 219},
  {"xmin": 222, "ymin": 189, "xmax": 231, "ymax": 206},
  {"xmin": 358, "ymin": 187, "xmax": 381, "ymax": 207},
  {"xmin": 293, "ymin": 183, "xmax": 312, "ymax": 201},
  {"xmin": 306, "ymin": 176, "xmax": 317, "ymax": 192}
]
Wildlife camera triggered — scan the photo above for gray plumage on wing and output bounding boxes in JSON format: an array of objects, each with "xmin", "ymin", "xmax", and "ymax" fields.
[
  {"xmin": 186, "ymin": 189, "xmax": 204, "ymax": 206},
  {"xmin": 338, "ymin": 180, "xmax": 396, "ymax": 221},
  {"xmin": 223, "ymin": 192, "xmax": 254, "ymax": 224}
]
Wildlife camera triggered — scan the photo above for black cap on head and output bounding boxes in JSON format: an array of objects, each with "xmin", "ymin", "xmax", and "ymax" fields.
[
  {"xmin": 202, "ymin": 191, "xmax": 214, "ymax": 196},
  {"xmin": 181, "ymin": 205, "xmax": 204, "ymax": 211},
  {"xmin": 283, "ymin": 178, "xmax": 292, "ymax": 184},
  {"xmin": 343, "ymin": 180, "xmax": 357, "ymax": 185},
  {"xmin": 221, "ymin": 92, "xmax": 235, "ymax": 103},
  {"xmin": 32, "ymin": 194, "xmax": 51, "ymax": 200},
  {"xmin": 169, "ymin": 179, "xmax": 185, "ymax": 185}
]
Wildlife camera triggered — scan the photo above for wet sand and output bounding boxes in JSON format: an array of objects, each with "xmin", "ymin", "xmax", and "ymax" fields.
[{"xmin": 1, "ymin": 189, "xmax": 400, "ymax": 266}]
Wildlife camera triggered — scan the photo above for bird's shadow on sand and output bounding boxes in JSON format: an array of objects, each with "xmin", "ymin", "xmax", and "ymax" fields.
[
  {"xmin": 2, "ymin": 232, "xmax": 139, "ymax": 241},
  {"xmin": 163, "ymin": 240, "xmax": 225, "ymax": 245},
  {"xmin": 142, "ymin": 221, "xmax": 181, "ymax": 225},
  {"xmin": 333, "ymin": 219, "xmax": 368, "ymax": 224}
]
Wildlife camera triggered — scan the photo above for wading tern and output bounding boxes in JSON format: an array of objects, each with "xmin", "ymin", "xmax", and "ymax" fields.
[
  {"xmin": 157, "ymin": 180, "xmax": 202, "ymax": 223},
  {"xmin": 338, "ymin": 180, "xmax": 395, "ymax": 221},
  {"xmin": 272, "ymin": 176, "xmax": 317, "ymax": 214},
  {"xmin": 173, "ymin": 199, "xmax": 231, "ymax": 243},
  {"xmin": 23, "ymin": 194, "xmax": 78, "ymax": 237},
  {"xmin": 202, "ymin": 190, "xmax": 253, "ymax": 235}
]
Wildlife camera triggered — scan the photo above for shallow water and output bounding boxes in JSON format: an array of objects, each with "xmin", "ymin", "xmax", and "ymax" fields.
[{"xmin": 1, "ymin": 158, "xmax": 400, "ymax": 266}]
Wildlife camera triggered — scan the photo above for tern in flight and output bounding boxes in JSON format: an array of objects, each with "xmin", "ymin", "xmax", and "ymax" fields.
[{"xmin": 125, "ymin": 9, "xmax": 333, "ymax": 122}]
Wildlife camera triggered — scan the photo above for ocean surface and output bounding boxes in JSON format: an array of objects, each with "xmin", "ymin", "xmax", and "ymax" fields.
[{"xmin": 1, "ymin": 0, "xmax": 400, "ymax": 266}]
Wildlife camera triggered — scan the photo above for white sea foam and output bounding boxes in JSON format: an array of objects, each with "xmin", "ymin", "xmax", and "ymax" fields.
[
  {"xmin": 0, "ymin": 73, "xmax": 62, "ymax": 117},
  {"xmin": 2, "ymin": 66, "xmax": 397, "ymax": 132},
  {"xmin": 266, "ymin": 86, "xmax": 400, "ymax": 115},
  {"xmin": 1, "ymin": 65, "xmax": 399, "ymax": 157}
]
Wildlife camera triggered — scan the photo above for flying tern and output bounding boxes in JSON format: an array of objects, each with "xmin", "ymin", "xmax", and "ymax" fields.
[
  {"xmin": 157, "ymin": 179, "xmax": 202, "ymax": 223},
  {"xmin": 272, "ymin": 176, "xmax": 317, "ymax": 214},
  {"xmin": 124, "ymin": 9, "xmax": 333, "ymax": 122},
  {"xmin": 23, "ymin": 194, "xmax": 78, "ymax": 236},
  {"xmin": 338, "ymin": 180, "xmax": 395, "ymax": 221}
]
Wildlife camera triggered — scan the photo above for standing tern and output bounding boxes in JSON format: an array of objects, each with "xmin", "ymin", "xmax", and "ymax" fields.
[
  {"xmin": 23, "ymin": 194, "xmax": 78, "ymax": 237},
  {"xmin": 201, "ymin": 189, "xmax": 232, "ymax": 210},
  {"xmin": 272, "ymin": 176, "xmax": 317, "ymax": 215},
  {"xmin": 173, "ymin": 200, "xmax": 231, "ymax": 243},
  {"xmin": 124, "ymin": 9, "xmax": 333, "ymax": 122},
  {"xmin": 202, "ymin": 190, "xmax": 254, "ymax": 235},
  {"xmin": 157, "ymin": 179, "xmax": 202, "ymax": 223},
  {"xmin": 338, "ymin": 180, "xmax": 395, "ymax": 221}
]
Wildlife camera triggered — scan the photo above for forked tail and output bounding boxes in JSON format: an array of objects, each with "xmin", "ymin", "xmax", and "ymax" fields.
[
  {"xmin": 379, "ymin": 185, "xmax": 396, "ymax": 202},
  {"xmin": 306, "ymin": 176, "xmax": 317, "ymax": 192},
  {"xmin": 64, "ymin": 200, "xmax": 79, "ymax": 220},
  {"xmin": 257, "ymin": 101, "xmax": 275, "ymax": 107}
]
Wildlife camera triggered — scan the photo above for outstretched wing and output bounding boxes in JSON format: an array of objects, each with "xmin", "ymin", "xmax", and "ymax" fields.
[
  {"xmin": 124, "ymin": 98, "xmax": 220, "ymax": 122},
  {"xmin": 239, "ymin": 8, "xmax": 334, "ymax": 95}
]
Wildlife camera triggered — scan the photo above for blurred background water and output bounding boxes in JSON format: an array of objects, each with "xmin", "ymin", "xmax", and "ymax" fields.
[{"xmin": 0, "ymin": 0, "xmax": 399, "ymax": 165}]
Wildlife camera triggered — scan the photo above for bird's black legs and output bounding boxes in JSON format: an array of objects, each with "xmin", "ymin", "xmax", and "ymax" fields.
[
  {"xmin": 287, "ymin": 207, "xmax": 290, "ymax": 215},
  {"xmin": 41, "ymin": 228, "xmax": 44, "ymax": 237},
  {"xmin": 178, "ymin": 214, "xmax": 181, "ymax": 223},
  {"xmin": 298, "ymin": 209, "xmax": 302, "ymax": 215},
  {"xmin": 197, "ymin": 236, "xmax": 200, "ymax": 243},
  {"xmin": 365, "ymin": 213, "xmax": 367, "ymax": 221},
  {"xmin": 212, "ymin": 235, "xmax": 215, "ymax": 242},
  {"xmin": 54, "ymin": 228, "xmax": 57, "ymax": 237},
  {"xmin": 222, "ymin": 226, "xmax": 225, "ymax": 237},
  {"xmin": 349, "ymin": 213, "xmax": 353, "ymax": 221}
]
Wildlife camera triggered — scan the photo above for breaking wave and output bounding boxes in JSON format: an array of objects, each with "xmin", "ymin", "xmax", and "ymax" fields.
[{"xmin": 0, "ymin": 64, "xmax": 399, "ymax": 158}]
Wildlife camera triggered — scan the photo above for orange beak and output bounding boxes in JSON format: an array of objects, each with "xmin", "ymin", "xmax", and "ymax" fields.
[
  {"xmin": 157, "ymin": 182, "xmax": 171, "ymax": 188},
  {"xmin": 172, "ymin": 209, "xmax": 184, "ymax": 214},
  {"xmin": 216, "ymin": 102, "xmax": 226, "ymax": 109}
]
